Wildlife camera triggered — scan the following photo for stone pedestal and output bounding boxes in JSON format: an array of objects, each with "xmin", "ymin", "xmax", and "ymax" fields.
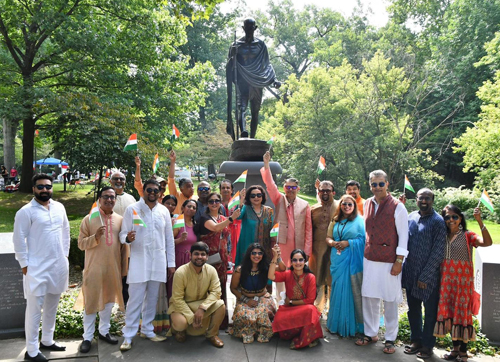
[
  {"xmin": 229, "ymin": 138, "xmax": 271, "ymax": 161},
  {"xmin": 0, "ymin": 233, "xmax": 26, "ymax": 339},
  {"xmin": 475, "ymin": 245, "xmax": 500, "ymax": 345}
]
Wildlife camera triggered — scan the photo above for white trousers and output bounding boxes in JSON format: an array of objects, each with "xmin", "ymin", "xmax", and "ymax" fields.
[
  {"xmin": 362, "ymin": 296, "xmax": 399, "ymax": 341},
  {"xmin": 275, "ymin": 282, "xmax": 285, "ymax": 304},
  {"xmin": 25, "ymin": 293, "xmax": 61, "ymax": 357},
  {"xmin": 122, "ymin": 281, "xmax": 160, "ymax": 342},
  {"xmin": 83, "ymin": 302, "xmax": 114, "ymax": 341}
]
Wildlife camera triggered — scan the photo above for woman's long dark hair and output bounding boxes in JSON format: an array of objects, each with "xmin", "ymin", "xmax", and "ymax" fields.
[
  {"xmin": 442, "ymin": 204, "xmax": 468, "ymax": 231},
  {"xmin": 181, "ymin": 199, "xmax": 197, "ymax": 230},
  {"xmin": 289, "ymin": 249, "xmax": 312, "ymax": 274},
  {"xmin": 240, "ymin": 243, "xmax": 269, "ymax": 285}
]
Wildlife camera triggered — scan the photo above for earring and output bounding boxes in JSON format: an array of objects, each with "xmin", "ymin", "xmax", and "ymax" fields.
[{"xmin": 459, "ymin": 224, "xmax": 463, "ymax": 231}]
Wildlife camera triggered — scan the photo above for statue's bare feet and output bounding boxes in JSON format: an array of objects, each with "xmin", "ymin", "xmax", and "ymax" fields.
[{"xmin": 240, "ymin": 131, "xmax": 249, "ymax": 138}]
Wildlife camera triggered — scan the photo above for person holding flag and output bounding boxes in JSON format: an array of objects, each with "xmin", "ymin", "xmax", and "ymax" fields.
[
  {"xmin": 173, "ymin": 200, "xmax": 199, "ymax": 269},
  {"xmin": 167, "ymin": 150, "xmax": 196, "ymax": 215},
  {"xmin": 234, "ymin": 185, "xmax": 275, "ymax": 267},
  {"xmin": 77, "ymin": 187, "xmax": 128, "ymax": 353},
  {"xmin": 119, "ymin": 179, "xmax": 175, "ymax": 351}
]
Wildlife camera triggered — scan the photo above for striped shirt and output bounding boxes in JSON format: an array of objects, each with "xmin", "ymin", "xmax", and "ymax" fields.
[{"xmin": 402, "ymin": 209, "xmax": 446, "ymax": 301}]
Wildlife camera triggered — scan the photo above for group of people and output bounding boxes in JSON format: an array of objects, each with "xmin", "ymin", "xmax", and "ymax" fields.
[{"xmin": 12, "ymin": 150, "xmax": 493, "ymax": 362}]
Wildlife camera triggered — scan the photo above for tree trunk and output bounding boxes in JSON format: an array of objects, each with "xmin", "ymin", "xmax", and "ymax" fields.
[
  {"xmin": 2, "ymin": 118, "xmax": 18, "ymax": 170},
  {"xmin": 19, "ymin": 118, "xmax": 35, "ymax": 193}
]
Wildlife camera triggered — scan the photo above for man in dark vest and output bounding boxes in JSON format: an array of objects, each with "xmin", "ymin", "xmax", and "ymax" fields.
[{"xmin": 355, "ymin": 170, "xmax": 408, "ymax": 355}]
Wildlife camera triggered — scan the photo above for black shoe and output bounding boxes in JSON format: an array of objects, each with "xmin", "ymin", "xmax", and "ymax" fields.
[
  {"xmin": 24, "ymin": 351, "xmax": 48, "ymax": 362},
  {"xmin": 99, "ymin": 333, "xmax": 118, "ymax": 345},
  {"xmin": 39, "ymin": 342, "xmax": 66, "ymax": 351},
  {"xmin": 79, "ymin": 340, "xmax": 92, "ymax": 353}
]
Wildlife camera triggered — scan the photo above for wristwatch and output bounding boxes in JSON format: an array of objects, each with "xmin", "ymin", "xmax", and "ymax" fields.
[
  {"xmin": 395, "ymin": 258, "xmax": 404, "ymax": 264},
  {"xmin": 228, "ymin": 216, "xmax": 233, "ymax": 223},
  {"xmin": 289, "ymin": 299, "xmax": 293, "ymax": 306}
]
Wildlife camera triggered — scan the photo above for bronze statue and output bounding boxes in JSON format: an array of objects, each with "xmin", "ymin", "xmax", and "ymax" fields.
[{"xmin": 226, "ymin": 18, "xmax": 281, "ymax": 140}]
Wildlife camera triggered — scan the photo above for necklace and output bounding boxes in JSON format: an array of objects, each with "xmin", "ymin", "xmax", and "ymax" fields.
[{"xmin": 252, "ymin": 206, "xmax": 263, "ymax": 218}]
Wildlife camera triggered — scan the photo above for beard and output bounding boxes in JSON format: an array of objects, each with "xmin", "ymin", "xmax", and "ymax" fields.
[{"xmin": 35, "ymin": 192, "xmax": 51, "ymax": 202}]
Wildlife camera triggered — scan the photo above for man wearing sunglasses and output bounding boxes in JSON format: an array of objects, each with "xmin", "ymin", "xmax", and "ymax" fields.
[
  {"xmin": 310, "ymin": 180, "xmax": 339, "ymax": 314},
  {"xmin": 194, "ymin": 181, "xmax": 224, "ymax": 223},
  {"xmin": 261, "ymin": 151, "xmax": 312, "ymax": 301},
  {"xmin": 13, "ymin": 174, "xmax": 70, "ymax": 362},
  {"xmin": 356, "ymin": 170, "xmax": 408, "ymax": 355},
  {"xmin": 400, "ymin": 189, "xmax": 446, "ymax": 359},
  {"xmin": 119, "ymin": 179, "xmax": 175, "ymax": 351}
]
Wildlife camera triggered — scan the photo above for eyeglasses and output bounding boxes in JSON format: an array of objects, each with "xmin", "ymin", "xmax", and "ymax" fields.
[
  {"xmin": 208, "ymin": 199, "xmax": 221, "ymax": 205},
  {"xmin": 198, "ymin": 187, "xmax": 210, "ymax": 191},
  {"xmin": 285, "ymin": 185, "xmax": 298, "ymax": 190},
  {"xmin": 319, "ymin": 189, "xmax": 333, "ymax": 193},
  {"xmin": 35, "ymin": 185, "xmax": 53, "ymax": 190},
  {"xmin": 250, "ymin": 193, "xmax": 263, "ymax": 198},
  {"xmin": 444, "ymin": 214, "xmax": 460, "ymax": 221},
  {"xmin": 112, "ymin": 177, "xmax": 125, "ymax": 181},
  {"xmin": 371, "ymin": 182, "xmax": 386, "ymax": 188},
  {"xmin": 146, "ymin": 188, "xmax": 160, "ymax": 194},
  {"xmin": 417, "ymin": 196, "xmax": 432, "ymax": 202},
  {"xmin": 292, "ymin": 258, "xmax": 305, "ymax": 263},
  {"xmin": 341, "ymin": 202, "xmax": 354, "ymax": 207},
  {"xmin": 251, "ymin": 251, "xmax": 264, "ymax": 256},
  {"xmin": 101, "ymin": 195, "xmax": 116, "ymax": 200}
]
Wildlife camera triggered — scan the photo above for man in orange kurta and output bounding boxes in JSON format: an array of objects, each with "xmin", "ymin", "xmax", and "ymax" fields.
[
  {"xmin": 345, "ymin": 180, "xmax": 365, "ymax": 216},
  {"xmin": 78, "ymin": 187, "xmax": 128, "ymax": 353}
]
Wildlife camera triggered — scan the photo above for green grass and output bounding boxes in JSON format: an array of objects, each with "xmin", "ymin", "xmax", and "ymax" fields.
[{"xmin": 467, "ymin": 220, "xmax": 500, "ymax": 245}]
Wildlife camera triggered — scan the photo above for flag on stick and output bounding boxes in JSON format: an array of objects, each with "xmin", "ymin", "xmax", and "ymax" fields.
[
  {"xmin": 234, "ymin": 170, "xmax": 248, "ymax": 183},
  {"xmin": 228, "ymin": 191, "xmax": 240, "ymax": 209},
  {"xmin": 133, "ymin": 210, "xmax": 147, "ymax": 227},
  {"xmin": 124, "ymin": 133, "xmax": 138, "ymax": 151},
  {"xmin": 270, "ymin": 223, "xmax": 279, "ymax": 238},
  {"xmin": 173, "ymin": 214, "xmax": 185, "ymax": 229},
  {"xmin": 35, "ymin": 130, "xmax": 39, "ymax": 137},
  {"xmin": 479, "ymin": 189, "xmax": 495, "ymax": 213},
  {"xmin": 172, "ymin": 124, "xmax": 180, "ymax": 139},
  {"xmin": 267, "ymin": 135, "xmax": 275, "ymax": 145},
  {"xmin": 89, "ymin": 202, "xmax": 100, "ymax": 221},
  {"xmin": 317, "ymin": 156, "xmax": 326, "ymax": 174},
  {"xmin": 404, "ymin": 175, "xmax": 415, "ymax": 193},
  {"xmin": 152, "ymin": 153, "xmax": 160, "ymax": 173}
]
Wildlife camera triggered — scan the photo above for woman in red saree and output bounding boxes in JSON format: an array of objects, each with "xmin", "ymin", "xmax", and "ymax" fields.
[{"xmin": 268, "ymin": 247, "xmax": 323, "ymax": 349}]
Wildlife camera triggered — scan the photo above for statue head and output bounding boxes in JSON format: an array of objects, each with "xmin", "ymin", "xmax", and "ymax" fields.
[{"xmin": 243, "ymin": 18, "xmax": 257, "ymax": 36}]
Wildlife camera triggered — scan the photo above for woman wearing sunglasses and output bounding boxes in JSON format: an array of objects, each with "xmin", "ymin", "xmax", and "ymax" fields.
[
  {"xmin": 196, "ymin": 192, "xmax": 241, "ymax": 328},
  {"xmin": 234, "ymin": 185, "xmax": 274, "ymax": 266},
  {"xmin": 434, "ymin": 205, "xmax": 492, "ymax": 362},
  {"xmin": 229, "ymin": 243, "xmax": 282, "ymax": 343},
  {"xmin": 268, "ymin": 247, "xmax": 323, "ymax": 349},
  {"xmin": 325, "ymin": 194, "xmax": 365, "ymax": 337}
]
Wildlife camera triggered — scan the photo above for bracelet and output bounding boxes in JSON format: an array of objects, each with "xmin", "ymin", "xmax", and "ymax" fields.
[
  {"xmin": 481, "ymin": 225, "xmax": 487, "ymax": 231},
  {"xmin": 395, "ymin": 258, "xmax": 403, "ymax": 264},
  {"xmin": 228, "ymin": 216, "xmax": 233, "ymax": 223}
]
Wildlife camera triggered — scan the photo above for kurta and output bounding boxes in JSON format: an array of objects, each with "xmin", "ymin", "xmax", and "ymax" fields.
[
  {"xmin": 13, "ymin": 198, "xmax": 70, "ymax": 297},
  {"xmin": 310, "ymin": 200, "xmax": 338, "ymax": 286},
  {"xmin": 327, "ymin": 215, "xmax": 365, "ymax": 337},
  {"xmin": 356, "ymin": 196, "xmax": 365, "ymax": 216},
  {"xmin": 235, "ymin": 205, "xmax": 274, "ymax": 266},
  {"xmin": 119, "ymin": 198, "xmax": 175, "ymax": 283},
  {"xmin": 78, "ymin": 211, "xmax": 127, "ymax": 314},
  {"xmin": 361, "ymin": 197, "xmax": 409, "ymax": 302},
  {"xmin": 114, "ymin": 192, "xmax": 136, "ymax": 216},
  {"xmin": 168, "ymin": 263, "xmax": 224, "ymax": 326}
]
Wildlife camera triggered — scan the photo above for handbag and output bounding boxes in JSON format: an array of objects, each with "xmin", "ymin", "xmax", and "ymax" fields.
[
  {"xmin": 465, "ymin": 231, "xmax": 481, "ymax": 315},
  {"xmin": 207, "ymin": 215, "xmax": 223, "ymax": 265}
]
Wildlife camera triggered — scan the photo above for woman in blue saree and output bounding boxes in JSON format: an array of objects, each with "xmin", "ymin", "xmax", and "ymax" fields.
[{"xmin": 326, "ymin": 194, "xmax": 365, "ymax": 337}]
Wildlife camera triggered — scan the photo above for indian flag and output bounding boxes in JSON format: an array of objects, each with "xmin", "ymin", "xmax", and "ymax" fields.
[
  {"xmin": 89, "ymin": 202, "xmax": 100, "ymax": 221},
  {"xmin": 234, "ymin": 170, "xmax": 247, "ymax": 183},
  {"xmin": 228, "ymin": 191, "xmax": 240, "ymax": 209},
  {"xmin": 317, "ymin": 156, "xmax": 326, "ymax": 174},
  {"xmin": 404, "ymin": 175, "xmax": 415, "ymax": 193},
  {"xmin": 480, "ymin": 189, "xmax": 495, "ymax": 213},
  {"xmin": 173, "ymin": 214, "xmax": 185, "ymax": 229},
  {"xmin": 152, "ymin": 153, "xmax": 160, "ymax": 173},
  {"xmin": 124, "ymin": 133, "xmax": 138, "ymax": 151},
  {"xmin": 172, "ymin": 124, "xmax": 180, "ymax": 139},
  {"xmin": 270, "ymin": 223, "xmax": 279, "ymax": 238},
  {"xmin": 267, "ymin": 135, "xmax": 276, "ymax": 145},
  {"xmin": 133, "ymin": 210, "xmax": 147, "ymax": 227}
]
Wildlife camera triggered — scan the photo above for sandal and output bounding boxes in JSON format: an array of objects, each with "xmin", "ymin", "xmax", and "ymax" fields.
[
  {"xmin": 443, "ymin": 351, "xmax": 459, "ymax": 360},
  {"xmin": 459, "ymin": 352, "xmax": 468, "ymax": 362},
  {"xmin": 416, "ymin": 347, "xmax": 434, "ymax": 359},
  {"xmin": 404, "ymin": 342, "xmax": 421, "ymax": 355},
  {"xmin": 355, "ymin": 335, "xmax": 378, "ymax": 346},
  {"xmin": 383, "ymin": 340, "xmax": 396, "ymax": 354},
  {"xmin": 308, "ymin": 340, "xmax": 318, "ymax": 348}
]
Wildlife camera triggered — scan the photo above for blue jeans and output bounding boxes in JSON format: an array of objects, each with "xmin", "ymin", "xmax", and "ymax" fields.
[{"xmin": 406, "ymin": 284, "xmax": 440, "ymax": 349}]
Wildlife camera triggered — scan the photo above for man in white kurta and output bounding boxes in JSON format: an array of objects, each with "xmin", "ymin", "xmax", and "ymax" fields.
[
  {"xmin": 13, "ymin": 174, "xmax": 70, "ymax": 362},
  {"xmin": 358, "ymin": 170, "xmax": 408, "ymax": 353},
  {"xmin": 119, "ymin": 179, "xmax": 175, "ymax": 351}
]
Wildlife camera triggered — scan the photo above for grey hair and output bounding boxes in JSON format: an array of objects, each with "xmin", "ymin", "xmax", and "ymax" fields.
[
  {"xmin": 369, "ymin": 170, "xmax": 387, "ymax": 182},
  {"xmin": 110, "ymin": 171, "xmax": 125, "ymax": 179}
]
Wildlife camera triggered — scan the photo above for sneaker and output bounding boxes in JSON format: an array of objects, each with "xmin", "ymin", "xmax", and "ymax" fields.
[{"xmin": 119, "ymin": 341, "xmax": 132, "ymax": 351}]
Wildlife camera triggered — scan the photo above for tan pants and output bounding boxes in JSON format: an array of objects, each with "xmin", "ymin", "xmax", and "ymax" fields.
[{"xmin": 170, "ymin": 304, "xmax": 225, "ymax": 338}]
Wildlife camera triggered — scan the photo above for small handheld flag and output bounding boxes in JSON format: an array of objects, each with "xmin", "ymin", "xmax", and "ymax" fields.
[
  {"xmin": 234, "ymin": 170, "xmax": 248, "ymax": 184},
  {"xmin": 317, "ymin": 156, "xmax": 326, "ymax": 174},
  {"xmin": 173, "ymin": 214, "xmax": 185, "ymax": 229},
  {"xmin": 228, "ymin": 191, "xmax": 240, "ymax": 210},
  {"xmin": 172, "ymin": 124, "xmax": 180, "ymax": 140},
  {"xmin": 270, "ymin": 223, "xmax": 279, "ymax": 242},
  {"xmin": 267, "ymin": 135, "xmax": 275, "ymax": 145},
  {"xmin": 124, "ymin": 134, "xmax": 138, "ymax": 151},
  {"xmin": 152, "ymin": 153, "xmax": 159, "ymax": 173},
  {"xmin": 404, "ymin": 175, "xmax": 415, "ymax": 193},
  {"xmin": 133, "ymin": 210, "xmax": 147, "ymax": 228},
  {"xmin": 479, "ymin": 189, "xmax": 495, "ymax": 213},
  {"xmin": 89, "ymin": 202, "xmax": 100, "ymax": 221}
]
